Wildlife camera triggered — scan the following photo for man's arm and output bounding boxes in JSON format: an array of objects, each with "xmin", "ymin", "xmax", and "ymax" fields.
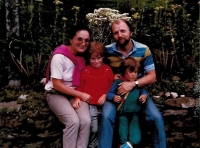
[
  {"xmin": 137, "ymin": 70, "xmax": 156, "ymax": 87},
  {"xmin": 117, "ymin": 70, "xmax": 156, "ymax": 95}
]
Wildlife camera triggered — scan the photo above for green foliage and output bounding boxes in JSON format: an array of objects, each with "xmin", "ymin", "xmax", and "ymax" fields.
[
  {"xmin": 146, "ymin": 80, "xmax": 188, "ymax": 98},
  {"xmin": 0, "ymin": 85, "xmax": 46, "ymax": 116},
  {"xmin": 119, "ymin": 0, "xmax": 199, "ymax": 81},
  {"xmin": 1, "ymin": 0, "xmax": 77, "ymax": 87},
  {"xmin": 85, "ymin": 1, "xmax": 199, "ymax": 85},
  {"xmin": 194, "ymin": 68, "xmax": 200, "ymax": 117},
  {"xmin": 0, "ymin": 0, "xmax": 198, "ymax": 95},
  {"xmin": 0, "ymin": 86, "xmax": 20, "ymax": 102},
  {"xmin": 118, "ymin": 0, "xmax": 169, "ymax": 12},
  {"xmin": 0, "ymin": 107, "xmax": 17, "ymax": 115},
  {"xmin": 194, "ymin": 69, "xmax": 200, "ymax": 96},
  {"xmin": 0, "ymin": 0, "xmax": 3, "ymax": 9}
]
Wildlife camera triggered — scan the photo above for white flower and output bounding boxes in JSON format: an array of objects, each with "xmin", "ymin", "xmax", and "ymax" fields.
[
  {"xmin": 86, "ymin": 8, "xmax": 131, "ymax": 44},
  {"xmin": 171, "ymin": 38, "xmax": 175, "ymax": 43},
  {"xmin": 62, "ymin": 17, "xmax": 67, "ymax": 21}
]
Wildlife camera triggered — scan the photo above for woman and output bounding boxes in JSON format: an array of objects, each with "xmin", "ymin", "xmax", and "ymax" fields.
[{"xmin": 44, "ymin": 24, "xmax": 92, "ymax": 148}]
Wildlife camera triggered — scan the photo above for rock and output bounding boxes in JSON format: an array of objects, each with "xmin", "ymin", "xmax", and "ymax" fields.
[
  {"xmin": 184, "ymin": 132, "xmax": 197, "ymax": 138},
  {"xmin": 165, "ymin": 92, "xmax": 171, "ymax": 97},
  {"xmin": 157, "ymin": 91, "xmax": 165, "ymax": 96},
  {"xmin": 26, "ymin": 110, "xmax": 36, "ymax": 118},
  {"xmin": 37, "ymin": 130, "xmax": 61, "ymax": 138},
  {"xmin": 0, "ymin": 116, "xmax": 23, "ymax": 127},
  {"xmin": 173, "ymin": 120, "xmax": 197, "ymax": 128},
  {"xmin": 8, "ymin": 80, "xmax": 21, "ymax": 87},
  {"xmin": 171, "ymin": 92, "xmax": 178, "ymax": 98},
  {"xmin": 18, "ymin": 94, "xmax": 28, "ymax": 100},
  {"xmin": 164, "ymin": 97, "xmax": 198, "ymax": 108},
  {"xmin": 172, "ymin": 76, "xmax": 180, "ymax": 81},
  {"xmin": 171, "ymin": 132, "xmax": 184, "ymax": 140},
  {"xmin": 25, "ymin": 142, "xmax": 43, "ymax": 148},
  {"xmin": 163, "ymin": 109, "xmax": 188, "ymax": 116},
  {"xmin": 35, "ymin": 120, "xmax": 48, "ymax": 129},
  {"xmin": 185, "ymin": 82, "xmax": 194, "ymax": 89},
  {"xmin": 166, "ymin": 138, "xmax": 175, "ymax": 142},
  {"xmin": 0, "ymin": 101, "xmax": 22, "ymax": 111},
  {"xmin": 7, "ymin": 134, "xmax": 15, "ymax": 139}
]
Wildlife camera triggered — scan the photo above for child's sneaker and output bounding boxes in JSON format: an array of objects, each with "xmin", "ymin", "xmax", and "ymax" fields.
[{"xmin": 120, "ymin": 141, "xmax": 133, "ymax": 148}]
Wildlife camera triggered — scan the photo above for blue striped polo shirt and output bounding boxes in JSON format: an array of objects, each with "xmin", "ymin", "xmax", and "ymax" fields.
[{"xmin": 105, "ymin": 39, "xmax": 155, "ymax": 77}]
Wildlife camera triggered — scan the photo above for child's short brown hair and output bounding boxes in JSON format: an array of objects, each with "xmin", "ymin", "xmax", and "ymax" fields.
[
  {"xmin": 120, "ymin": 57, "xmax": 140, "ymax": 76},
  {"xmin": 84, "ymin": 41, "xmax": 106, "ymax": 65},
  {"xmin": 89, "ymin": 41, "xmax": 106, "ymax": 57}
]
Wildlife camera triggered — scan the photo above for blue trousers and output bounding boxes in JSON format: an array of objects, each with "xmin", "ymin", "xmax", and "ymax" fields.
[{"xmin": 98, "ymin": 96, "xmax": 166, "ymax": 148}]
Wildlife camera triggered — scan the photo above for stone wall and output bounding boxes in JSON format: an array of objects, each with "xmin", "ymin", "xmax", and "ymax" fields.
[{"xmin": 0, "ymin": 89, "xmax": 199, "ymax": 148}]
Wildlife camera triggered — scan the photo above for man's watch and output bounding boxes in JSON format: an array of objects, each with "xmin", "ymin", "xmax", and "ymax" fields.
[{"xmin": 135, "ymin": 81, "xmax": 139, "ymax": 87}]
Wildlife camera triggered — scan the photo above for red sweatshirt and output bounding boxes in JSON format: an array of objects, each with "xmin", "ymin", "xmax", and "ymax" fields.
[{"xmin": 76, "ymin": 64, "xmax": 114, "ymax": 105}]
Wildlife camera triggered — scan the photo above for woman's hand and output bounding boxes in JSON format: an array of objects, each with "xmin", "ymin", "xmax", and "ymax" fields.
[
  {"xmin": 79, "ymin": 92, "xmax": 92, "ymax": 102},
  {"xmin": 72, "ymin": 98, "xmax": 82, "ymax": 109}
]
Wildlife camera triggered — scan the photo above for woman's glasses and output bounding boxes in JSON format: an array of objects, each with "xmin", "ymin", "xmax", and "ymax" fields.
[{"xmin": 74, "ymin": 37, "xmax": 90, "ymax": 44}]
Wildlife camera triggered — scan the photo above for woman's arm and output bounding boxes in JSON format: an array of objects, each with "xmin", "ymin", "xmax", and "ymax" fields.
[{"xmin": 52, "ymin": 78, "xmax": 91, "ymax": 102}]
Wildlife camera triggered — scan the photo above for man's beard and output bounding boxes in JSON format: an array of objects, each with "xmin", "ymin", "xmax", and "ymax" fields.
[{"xmin": 116, "ymin": 38, "xmax": 130, "ymax": 48}]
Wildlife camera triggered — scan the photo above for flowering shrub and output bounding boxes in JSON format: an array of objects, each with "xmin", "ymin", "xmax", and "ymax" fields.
[{"xmin": 86, "ymin": 8, "xmax": 131, "ymax": 45}]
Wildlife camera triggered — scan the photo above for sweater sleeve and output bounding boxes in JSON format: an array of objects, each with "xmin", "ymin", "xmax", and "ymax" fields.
[
  {"xmin": 107, "ymin": 81, "xmax": 118, "ymax": 101},
  {"xmin": 140, "ymin": 87, "xmax": 148, "ymax": 96}
]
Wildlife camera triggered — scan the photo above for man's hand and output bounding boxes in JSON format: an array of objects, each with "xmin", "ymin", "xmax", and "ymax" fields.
[
  {"xmin": 117, "ymin": 81, "xmax": 135, "ymax": 95},
  {"xmin": 139, "ymin": 94, "xmax": 147, "ymax": 103}
]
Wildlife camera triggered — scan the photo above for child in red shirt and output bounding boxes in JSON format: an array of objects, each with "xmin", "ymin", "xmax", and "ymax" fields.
[{"xmin": 72, "ymin": 41, "xmax": 114, "ymax": 148}]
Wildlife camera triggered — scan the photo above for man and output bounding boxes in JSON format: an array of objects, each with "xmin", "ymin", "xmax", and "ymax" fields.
[{"xmin": 98, "ymin": 19, "xmax": 166, "ymax": 148}]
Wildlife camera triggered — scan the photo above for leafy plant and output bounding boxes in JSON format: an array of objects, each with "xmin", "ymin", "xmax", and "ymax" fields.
[
  {"xmin": 194, "ymin": 68, "xmax": 200, "ymax": 118},
  {"xmin": 146, "ymin": 80, "xmax": 188, "ymax": 98},
  {"xmin": 3, "ymin": 0, "xmax": 73, "ymax": 88},
  {"xmin": 116, "ymin": 1, "xmax": 199, "ymax": 82},
  {"xmin": 0, "ymin": 0, "xmax": 198, "ymax": 91}
]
